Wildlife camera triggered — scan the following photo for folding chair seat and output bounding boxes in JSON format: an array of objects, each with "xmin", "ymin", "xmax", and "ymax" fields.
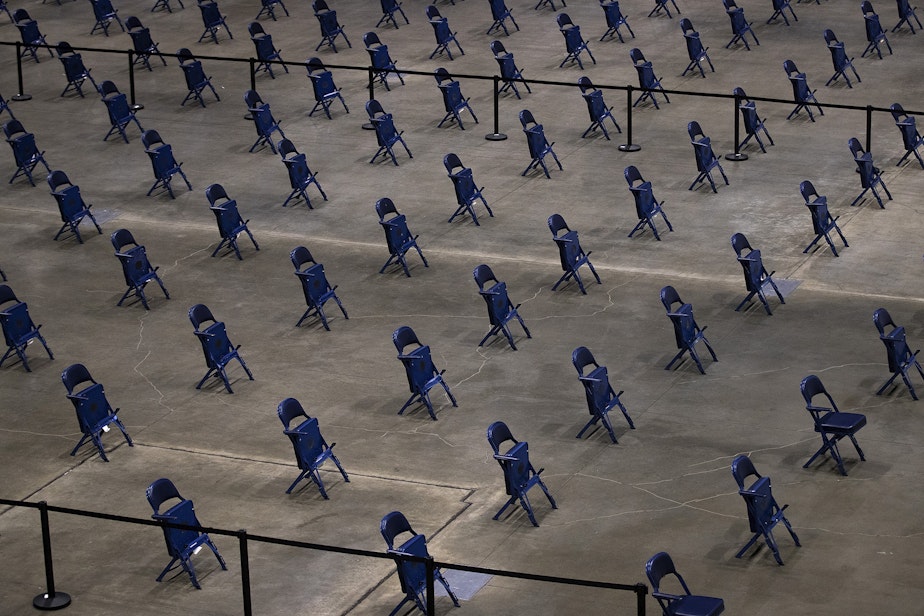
[
  {"xmin": 427, "ymin": 6, "xmax": 464, "ymax": 60},
  {"xmin": 535, "ymin": 0, "xmax": 566, "ymax": 10},
  {"xmin": 630, "ymin": 48, "xmax": 669, "ymax": 108},
  {"xmin": 188, "ymin": 303, "xmax": 254, "ymax": 393},
  {"xmin": 392, "ymin": 325, "xmax": 457, "ymax": 420},
  {"xmin": 367, "ymin": 99, "xmax": 412, "ymax": 165},
  {"xmin": 305, "ymin": 58, "xmax": 349, "ymax": 120},
  {"xmin": 313, "ymin": 1, "xmax": 350, "ymax": 52},
  {"xmin": 61, "ymin": 363, "xmax": 132, "ymax": 461},
  {"xmin": 89, "ymin": 0, "xmax": 125, "ymax": 36},
  {"xmin": 724, "ymin": 2, "xmax": 759, "ymax": 50},
  {"xmin": 681, "ymin": 18, "xmax": 713, "ymax": 77},
  {"xmin": 548, "ymin": 213, "xmax": 600, "ymax": 294},
  {"xmin": 0, "ymin": 284, "xmax": 53, "ymax": 372},
  {"xmin": 257, "ymin": 0, "xmax": 288, "ymax": 21},
  {"xmin": 572, "ymin": 346, "xmax": 634, "ymax": 443},
  {"xmin": 47, "ymin": 170, "xmax": 102, "ymax": 243},
  {"xmin": 111, "ymin": 228, "xmax": 169, "ymax": 310},
  {"xmin": 488, "ymin": 0, "xmax": 519, "ymax": 36},
  {"xmin": 177, "ymin": 48, "xmax": 219, "ymax": 107},
  {"xmin": 645, "ymin": 552, "xmax": 725, "ymax": 616},
  {"xmin": 99, "ymin": 80, "xmax": 144, "ymax": 143},
  {"xmin": 688, "ymin": 121, "xmax": 728, "ymax": 192},
  {"xmin": 277, "ymin": 397, "xmax": 349, "ymax": 496},
  {"xmin": 660, "ymin": 285, "xmax": 716, "ymax": 374},
  {"xmin": 364, "ymin": 32, "xmax": 404, "ymax": 90},
  {"xmin": 734, "ymin": 87, "xmax": 773, "ymax": 153},
  {"xmin": 474, "ymin": 264, "xmax": 529, "ymax": 350},
  {"xmin": 800, "ymin": 375, "xmax": 866, "ymax": 476},
  {"xmin": 380, "ymin": 511, "xmax": 459, "ymax": 615},
  {"xmin": 151, "ymin": 0, "xmax": 184, "ymax": 14},
  {"xmin": 599, "ymin": 0, "xmax": 634, "ymax": 42},
  {"xmin": 625, "ymin": 165, "xmax": 672, "ymax": 240},
  {"xmin": 197, "ymin": 0, "xmax": 232, "ymax": 43},
  {"xmin": 848, "ymin": 137, "xmax": 891, "ymax": 207},
  {"xmin": 731, "ymin": 455, "xmax": 800, "ymax": 565},
  {"xmin": 0, "ymin": 93, "xmax": 14, "ymax": 120},
  {"xmin": 244, "ymin": 89, "xmax": 286, "ymax": 153},
  {"xmin": 557, "ymin": 13, "xmax": 595, "ymax": 69},
  {"xmin": 861, "ymin": 1, "xmax": 892, "ymax": 58},
  {"xmin": 492, "ymin": 40, "xmax": 531, "ymax": 99},
  {"xmin": 290, "ymin": 246, "xmax": 346, "ymax": 329},
  {"xmin": 890, "ymin": 102, "xmax": 924, "ymax": 168},
  {"xmin": 648, "ymin": 0, "xmax": 680, "ymax": 18},
  {"xmin": 278, "ymin": 138, "xmax": 327, "ymax": 208},
  {"xmin": 487, "ymin": 421, "xmax": 557, "ymax": 526},
  {"xmin": 13, "ymin": 10, "xmax": 53, "ymax": 63},
  {"xmin": 3, "ymin": 120, "xmax": 50, "ymax": 186},
  {"xmin": 377, "ymin": 0, "xmax": 409, "ymax": 29},
  {"xmin": 823, "ymin": 29, "xmax": 860, "ymax": 88},
  {"xmin": 56, "ymin": 42, "xmax": 99, "ymax": 98},
  {"xmin": 444, "ymin": 153, "xmax": 491, "ymax": 225},
  {"xmin": 141, "ymin": 130, "xmax": 191, "ymax": 199},
  {"xmin": 784, "ymin": 60, "xmax": 823, "ymax": 121},
  {"xmin": 376, "ymin": 198, "xmax": 427, "ymax": 277},
  {"xmin": 520, "ymin": 110, "xmax": 561, "ymax": 178},
  {"xmin": 730, "ymin": 232, "xmax": 784, "ymax": 315},
  {"xmin": 767, "ymin": 0, "xmax": 797, "ymax": 25},
  {"xmin": 434, "ymin": 69, "xmax": 477, "ymax": 130},
  {"xmin": 249, "ymin": 22, "xmax": 288, "ymax": 78},
  {"xmin": 892, "ymin": 0, "xmax": 922, "ymax": 32},
  {"xmin": 873, "ymin": 307, "xmax": 924, "ymax": 400},
  {"xmin": 799, "ymin": 180, "xmax": 847, "ymax": 256},
  {"xmin": 126, "ymin": 16, "xmax": 167, "ymax": 70},
  {"xmin": 206, "ymin": 183, "xmax": 259, "ymax": 260},
  {"xmin": 578, "ymin": 77, "xmax": 620, "ymax": 140},
  {"xmin": 145, "ymin": 478, "xmax": 226, "ymax": 589}
]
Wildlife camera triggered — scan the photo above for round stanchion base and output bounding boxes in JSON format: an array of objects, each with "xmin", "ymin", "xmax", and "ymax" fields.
[
  {"xmin": 618, "ymin": 144, "xmax": 641, "ymax": 152},
  {"xmin": 33, "ymin": 591, "xmax": 71, "ymax": 610},
  {"xmin": 725, "ymin": 152, "xmax": 749, "ymax": 161},
  {"xmin": 11, "ymin": 94, "xmax": 32, "ymax": 101},
  {"xmin": 130, "ymin": 104, "xmax": 144, "ymax": 111},
  {"xmin": 362, "ymin": 122, "xmax": 375, "ymax": 131},
  {"xmin": 484, "ymin": 133, "xmax": 508, "ymax": 141}
]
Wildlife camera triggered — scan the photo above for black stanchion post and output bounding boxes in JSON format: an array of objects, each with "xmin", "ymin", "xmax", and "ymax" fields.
[
  {"xmin": 362, "ymin": 66, "xmax": 375, "ymax": 130},
  {"xmin": 636, "ymin": 583, "xmax": 647, "ymax": 616},
  {"xmin": 485, "ymin": 75, "xmax": 507, "ymax": 141},
  {"xmin": 249, "ymin": 58, "xmax": 257, "ymax": 92},
  {"xmin": 865, "ymin": 105, "xmax": 873, "ymax": 153},
  {"xmin": 12, "ymin": 42, "xmax": 32, "ymax": 101},
  {"xmin": 238, "ymin": 530, "xmax": 252, "ymax": 616},
  {"xmin": 726, "ymin": 92, "xmax": 748, "ymax": 161},
  {"xmin": 127, "ymin": 50, "xmax": 143, "ymax": 111},
  {"xmin": 33, "ymin": 501, "xmax": 71, "ymax": 610},
  {"xmin": 425, "ymin": 557, "xmax": 436, "ymax": 616},
  {"xmin": 618, "ymin": 86, "xmax": 640, "ymax": 152}
]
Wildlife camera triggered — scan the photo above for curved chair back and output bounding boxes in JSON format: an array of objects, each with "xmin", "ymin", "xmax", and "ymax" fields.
[
  {"xmin": 873, "ymin": 307, "xmax": 894, "ymax": 336},
  {"xmin": 205, "ymin": 183, "xmax": 229, "ymax": 207},
  {"xmin": 363, "ymin": 31, "xmax": 382, "ymax": 48},
  {"xmin": 380, "ymin": 510, "xmax": 415, "ymax": 549},
  {"xmin": 629, "ymin": 47, "xmax": 645, "ymax": 64},
  {"xmin": 277, "ymin": 397, "xmax": 308, "ymax": 429},
  {"xmin": 110, "ymin": 228, "xmax": 136, "ymax": 252},
  {"xmin": 61, "ymin": 362, "xmax": 95, "ymax": 394},
  {"xmin": 571, "ymin": 346, "xmax": 597, "ymax": 376},
  {"xmin": 188, "ymin": 303, "xmax": 216, "ymax": 330},
  {"xmin": 472, "ymin": 264, "xmax": 497, "ymax": 291},
  {"xmin": 365, "ymin": 99, "xmax": 386, "ymax": 119},
  {"xmin": 783, "ymin": 59, "xmax": 799, "ymax": 76},
  {"xmin": 730, "ymin": 232, "xmax": 752, "ymax": 257},
  {"xmin": 660, "ymin": 285, "xmax": 681, "ymax": 312},
  {"xmin": 487, "ymin": 420, "xmax": 515, "ymax": 455},
  {"xmin": 731, "ymin": 454, "xmax": 760, "ymax": 490},
  {"xmin": 392, "ymin": 325, "xmax": 420, "ymax": 353},
  {"xmin": 547, "ymin": 213, "xmax": 568, "ymax": 237},
  {"xmin": 146, "ymin": 477, "xmax": 182, "ymax": 513},
  {"xmin": 624, "ymin": 165, "xmax": 644, "ymax": 186},
  {"xmin": 375, "ymin": 197, "xmax": 397, "ymax": 220},
  {"xmin": 490, "ymin": 40, "xmax": 507, "ymax": 56}
]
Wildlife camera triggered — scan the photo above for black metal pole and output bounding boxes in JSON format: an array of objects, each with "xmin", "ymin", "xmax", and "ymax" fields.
[
  {"xmin": 239, "ymin": 530, "xmax": 252, "ymax": 616},
  {"xmin": 127, "ymin": 50, "xmax": 143, "ymax": 110},
  {"xmin": 636, "ymin": 583, "xmax": 647, "ymax": 616},
  {"xmin": 362, "ymin": 66, "xmax": 376, "ymax": 130},
  {"xmin": 249, "ymin": 58, "xmax": 257, "ymax": 91},
  {"xmin": 726, "ymin": 92, "xmax": 748, "ymax": 161},
  {"xmin": 865, "ymin": 105, "xmax": 872, "ymax": 153},
  {"xmin": 12, "ymin": 42, "xmax": 32, "ymax": 101},
  {"xmin": 618, "ymin": 85, "xmax": 640, "ymax": 152},
  {"xmin": 425, "ymin": 556, "xmax": 436, "ymax": 616},
  {"xmin": 32, "ymin": 501, "xmax": 71, "ymax": 610},
  {"xmin": 485, "ymin": 75, "xmax": 507, "ymax": 141}
]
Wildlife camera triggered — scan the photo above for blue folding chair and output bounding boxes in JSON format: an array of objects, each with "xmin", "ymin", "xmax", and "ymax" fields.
[
  {"xmin": 767, "ymin": 0, "xmax": 796, "ymax": 25},
  {"xmin": 784, "ymin": 60, "xmax": 822, "ymax": 121},
  {"xmin": 848, "ymin": 137, "xmax": 891, "ymax": 207},
  {"xmin": 520, "ymin": 109, "xmax": 561, "ymax": 178},
  {"xmin": 434, "ymin": 68, "xmax": 477, "ymax": 130},
  {"xmin": 277, "ymin": 397, "xmax": 349, "ymax": 497},
  {"xmin": 126, "ymin": 16, "xmax": 167, "ymax": 70},
  {"xmin": 0, "ymin": 92, "xmax": 15, "ymax": 120},
  {"xmin": 380, "ymin": 511, "xmax": 459, "ymax": 616},
  {"xmin": 488, "ymin": 0, "xmax": 519, "ymax": 35},
  {"xmin": 367, "ymin": 99, "xmax": 412, "ymax": 165},
  {"xmin": 630, "ymin": 48, "xmax": 669, "ymax": 108},
  {"xmin": 893, "ymin": 0, "xmax": 921, "ymax": 32},
  {"xmin": 47, "ymin": 170, "xmax": 102, "ymax": 243},
  {"xmin": 313, "ymin": 1, "xmax": 350, "ymax": 52},
  {"xmin": 572, "ymin": 346, "xmax": 634, "ymax": 443},
  {"xmin": 873, "ymin": 308, "xmax": 924, "ymax": 400},
  {"xmin": 890, "ymin": 103, "xmax": 924, "ymax": 168},
  {"xmin": 257, "ymin": 0, "xmax": 288, "ymax": 21},
  {"xmin": 56, "ymin": 42, "xmax": 99, "ymax": 98},
  {"xmin": 444, "ymin": 153, "xmax": 491, "ymax": 225},
  {"xmin": 278, "ymin": 139, "xmax": 326, "ymax": 208},
  {"xmin": 681, "ymin": 18, "xmax": 713, "ymax": 77},
  {"xmin": 206, "ymin": 184, "xmax": 260, "ymax": 259},
  {"xmin": 3, "ymin": 120, "xmax": 50, "ymax": 186},
  {"xmin": 731, "ymin": 232, "xmax": 784, "ymax": 315},
  {"xmin": 13, "ymin": 10, "xmax": 53, "ymax": 63},
  {"xmin": 734, "ymin": 87, "xmax": 773, "ymax": 153},
  {"xmin": 492, "ymin": 40, "xmax": 531, "ymax": 98},
  {"xmin": 862, "ymin": 1, "xmax": 892, "ymax": 58},
  {"xmin": 307, "ymin": 57, "xmax": 349, "ymax": 119},
  {"xmin": 62, "ymin": 363, "xmax": 133, "ymax": 461},
  {"xmin": 487, "ymin": 421, "xmax": 557, "ymax": 527},
  {"xmin": 89, "ymin": 0, "xmax": 125, "ymax": 36},
  {"xmin": 660, "ymin": 285, "xmax": 717, "ymax": 374},
  {"xmin": 646, "ymin": 552, "xmax": 725, "ymax": 616},
  {"xmin": 801, "ymin": 375, "xmax": 866, "ymax": 476},
  {"xmin": 364, "ymin": 31, "xmax": 405, "ymax": 90},
  {"xmin": 111, "ymin": 228, "xmax": 169, "ymax": 310},
  {"xmin": 557, "ymin": 13, "xmax": 595, "ymax": 69},
  {"xmin": 599, "ymin": 1, "xmax": 634, "ymax": 42},
  {"xmin": 188, "ymin": 303, "xmax": 254, "ymax": 393},
  {"xmin": 474, "ymin": 264, "xmax": 529, "ymax": 350},
  {"xmin": 549, "ymin": 213, "xmax": 600, "ymax": 294},
  {"xmin": 648, "ymin": 0, "xmax": 680, "ymax": 18},
  {"xmin": 376, "ymin": 198, "xmax": 427, "ymax": 277},
  {"xmin": 244, "ymin": 89, "xmax": 286, "ymax": 153},
  {"xmin": 291, "ymin": 246, "xmax": 346, "ymax": 330},
  {"xmin": 197, "ymin": 0, "xmax": 232, "ymax": 43},
  {"xmin": 142, "ymin": 130, "xmax": 191, "ymax": 199},
  {"xmin": 724, "ymin": 1, "xmax": 759, "ymax": 50},
  {"xmin": 823, "ymin": 29, "xmax": 860, "ymax": 88},
  {"xmin": 578, "ymin": 77, "xmax": 621, "ymax": 140},
  {"xmin": 800, "ymin": 180, "xmax": 847, "ymax": 256},
  {"xmin": 378, "ymin": 0, "xmax": 409, "ymax": 29},
  {"xmin": 0, "ymin": 284, "xmax": 53, "ymax": 372},
  {"xmin": 625, "ymin": 165, "xmax": 672, "ymax": 240},
  {"xmin": 427, "ymin": 5, "xmax": 464, "ymax": 60},
  {"xmin": 688, "ymin": 121, "xmax": 728, "ymax": 192},
  {"xmin": 249, "ymin": 22, "xmax": 288, "ymax": 78},
  {"xmin": 151, "ymin": 0, "xmax": 184, "ymax": 13},
  {"xmin": 731, "ymin": 455, "xmax": 800, "ymax": 565},
  {"xmin": 100, "ymin": 80, "xmax": 144, "ymax": 143},
  {"xmin": 177, "ymin": 48, "xmax": 220, "ymax": 107},
  {"xmin": 146, "ymin": 478, "xmax": 226, "ymax": 589},
  {"xmin": 393, "ymin": 325, "xmax": 457, "ymax": 420}
]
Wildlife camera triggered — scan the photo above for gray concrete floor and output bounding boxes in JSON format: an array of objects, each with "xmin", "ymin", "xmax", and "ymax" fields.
[{"xmin": 1, "ymin": 0, "xmax": 923, "ymax": 614}]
